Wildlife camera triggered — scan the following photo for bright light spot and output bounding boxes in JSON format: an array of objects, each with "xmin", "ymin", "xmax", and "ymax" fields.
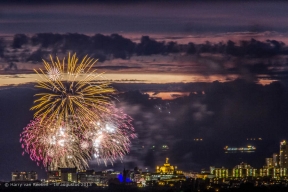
[
  {"xmin": 59, "ymin": 127, "xmax": 65, "ymax": 136},
  {"xmin": 47, "ymin": 150, "xmax": 54, "ymax": 157},
  {"xmin": 58, "ymin": 139, "xmax": 65, "ymax": 147},
  {"xmin": 80, "ymin": 141, "xmax": 89, "ymax": 149},
  {"xmin": 47, "ymin": 67, "xmax": 61, "ymax": 81},
  {"xmin": 50, "ymin": 136, "xmax": 56, "ymax": 145},
  {"xmin": 93, "ymin": 135, "xmax": 103, "ymax": 147},
  {"xmin": 105, "ymin": 124, "xmax": 115, "ymax": 133}
]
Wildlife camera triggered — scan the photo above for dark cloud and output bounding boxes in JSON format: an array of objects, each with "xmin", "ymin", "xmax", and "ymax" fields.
[{"xmin": 3, "ymin": 33, "xmax": 288, "ymax": 84}]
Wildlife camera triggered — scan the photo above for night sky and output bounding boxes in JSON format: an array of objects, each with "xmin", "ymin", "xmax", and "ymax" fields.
[{"xmin": 1, "ymin": 0, "xmax": 288, "ymax": 181}]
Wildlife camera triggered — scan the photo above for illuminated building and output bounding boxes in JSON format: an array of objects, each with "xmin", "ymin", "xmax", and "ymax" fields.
[
  {"xmin": 273, "ymin": 153, "xmax": 280, "ymax": 168},
  {"xmin": 262, "ymin": 141, "xmax": 288, "ymax": 172},
  {"xmin": 11, "ymin": 171, "xmax": 37, "ymax": 181},
  {"xmin": 47, "ymin": 168, "xmax": 120, "ymax": 185},
  {"xmin": 182, "ymin": 171, "xmax": 199, "ymax": 179},
  {"xmin": 156, "ymin": 158, "xmax": 182, "ymax": 174},
  {"xmin": 127, "ymin": 167, "xmax": 150, "ymax": 187},
  {"xmin": 208, "ymin": 141, "xmax": 288, "ymax": 180},
  {"xmin": 130, "ymin": 167, "xmax": 142, "ymax": 183},
  {"xmin": 259, "ymin": 168, "xmax": 287, "ymax": 178},
  {"xmin": 210, "ymin": 166, "xmax": 215, "ymax": 174},
  {"xmin": 77, "ymin": 170, "xmax": 100, "ymax": 183},
  {"xmin": 47, "ymin": 170, "xmax": 61, "ymax": 182},
  {"xmin": 211, "ymin": 163, "xmax": 257, "ymax": 179},
  {"xmin": 280, "ymin": 140, "xmax": 288, "ymax": 168},
  {"xmin": 279, "ymin": 168, "xmax": 288, "ymax": 177},
  {"xmin": 233, "ymin": 163, "xmax": 257, "ymax": 178},
  {"xmin": 59, "ymin": 168, "xmax": 77, "ymax": 183},
  {"xmin": 213, "ymin": 167, "xmax": 229, "ymax": 178},
  {"xmin": 77, "ymin": 169, "xmax": 119, "ymax": 186},
  {"xmin": 265, "ymin": 158, "xmax": 273, "ymax": 168},
  {"xmin": 259, "ymin": 168, "xmax": 273, "ymax": 177},
  {"xmin": 150, "ymin": 158, "xmax": 185, "ymax": 182},
  {"xmin": 259, "ymin": 141, "xmax": 288, "ymax": 178},
  {"xmin": 197, "ymin": 169, "xmax": 215, "ymax": 179},
  {"xmin": 47, "ymin": 168, "xmax": 77, "ymax": 183}
]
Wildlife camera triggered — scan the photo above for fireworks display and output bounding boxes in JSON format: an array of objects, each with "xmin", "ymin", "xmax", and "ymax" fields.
[
  {"xmin": 20, "ymin": 116, "xmax": 91, "ymax": 170},
  {"xmin": 31, "ymin": 53, "xmax": 115, "ymax": 124},
  {"xmin": 20, "ymin": 53, "xmax": 136, "ymax": 170},
  {"xmin": 81, "ymin": 105, "xmax": 136, "ymax": 165},
  {"xmin": 20, "ymin": 105, "xmax": 136, "ymax": 170}
]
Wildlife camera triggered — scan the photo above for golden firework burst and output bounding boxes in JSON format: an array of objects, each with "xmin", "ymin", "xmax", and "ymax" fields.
[{"xmin": 31, "ymin": 53, "xmax": 116, "ymax": 124}]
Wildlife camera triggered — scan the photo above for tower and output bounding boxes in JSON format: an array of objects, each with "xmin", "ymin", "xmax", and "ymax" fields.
[
  {"xmin": 280, "ymin": 140, "xmax": 288, "ymax": 168},
  {"xmin": 273, "ymin": 153, "xmax": 280, "ymax": 168}
]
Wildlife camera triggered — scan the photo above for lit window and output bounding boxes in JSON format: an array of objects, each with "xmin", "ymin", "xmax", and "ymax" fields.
[{"xmin": 68, "ymin": 173, "xmax": 72, "ymax": 182}]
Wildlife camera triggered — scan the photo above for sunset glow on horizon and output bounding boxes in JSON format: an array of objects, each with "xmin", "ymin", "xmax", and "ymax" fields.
[{"xmin": 0, "ymin": 73, "xmax": 242, "ymax": 87}]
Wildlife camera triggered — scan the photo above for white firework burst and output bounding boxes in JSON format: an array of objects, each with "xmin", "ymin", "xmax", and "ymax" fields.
[{"xmin": 47, "ymin": 67, "xmax": 61, "ymax": 81}]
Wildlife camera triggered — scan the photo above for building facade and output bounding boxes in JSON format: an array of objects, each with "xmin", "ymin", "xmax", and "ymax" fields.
[
  {"xmin": 77, "ymin": 170, "xmax": 100, "ymax": 183},
  {"xmin": 47, "ymin": 168, "xmax": 77, "ymax": 183},
  {"xmin": 11, "ymin": 171, "xmax": 37, "ymax": 181},
  {"xmin": 280, "ymin": 140, "xmax": 288, "ymax": 168},
  {"xmin": 266, "ymin": 158, "xmax": 273, "ymax": 168},
  {"xmin": 59, "ymin": 168, "xmax": 77, "ymax": 183},
  {"xmin": 273, "ymin": 153, "xmax": 280, "ymax": 168},
  {"xmin": 150, "ymin": 158, "xmax": 186, "ymax": 182}
]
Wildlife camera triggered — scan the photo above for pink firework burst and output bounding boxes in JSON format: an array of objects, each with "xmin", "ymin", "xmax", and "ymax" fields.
[
  {"xmin": 80, "ymin": 104, "xmax": 137, "ymax": 165},
  {"xmin": 20, "ymin": 117, "xmax": 90, "ymax": 170},
  {"xmin": 20, "ymin": 104, "xmax": 136, "ymax": 169}
]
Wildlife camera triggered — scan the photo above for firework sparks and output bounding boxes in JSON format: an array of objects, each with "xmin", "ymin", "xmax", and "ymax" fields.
[
  {"xmin": 47, "ymin": 67, "xmax": 61, "ymax": 81},
  {"xmin": 23, "ymin": 53, "xmax": 136, "ymax": 170},
  {"xmin": 31, "ymin": 53, "xmax": 116, "ymax": 124},
  {"xmin": 20, "ymin": 117, "xmax": 91, "ymax": 170},
  {"xmin": 81, "ymin": 105, "xmax": 137, "ymax": 165},
  {"xmin": 20, "ymin": 105, "xmax": 136, "ymax": 169}
]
